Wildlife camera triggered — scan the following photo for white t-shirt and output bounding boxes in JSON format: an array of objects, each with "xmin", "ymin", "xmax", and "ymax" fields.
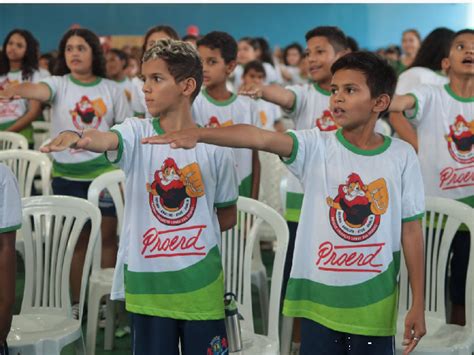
[
  {"xmin": 41, "ymin": 75, "xmax": 129, "ymax": 180},
  {"xmin": 282, "ymin": 128, "xmax": 425, "ymax": 336},
  {"xmin": 114, "ymin": 77, "xmax": 134, "ymax": 117},
  {"xmin": 0, "ymin": 70, "xmax": 42, "ymax": 127},
  {"xmin": 406, "ymin": 84, "xmax": 473, "ymax": 206},
  {"xmin": 256, "ymin": 99, "xmax": 281, "ymax": 130},
  {"xmin": 130, "ymin": 77, "xmax": 152, "ymax": 118},
  {"xmin": 0, "ymin": 163, "xmax": 22, "ymax": 233},
  {"xmin": 106, "ymin": 117, "xmax": 238, "ymax": 320},
  {"xmin": 396, "ymin": 67, "xmax": 448, "ymax": 95},
  {"xmin": 192, "ymin": 89, "xmax": 260, "ymax": 197}
]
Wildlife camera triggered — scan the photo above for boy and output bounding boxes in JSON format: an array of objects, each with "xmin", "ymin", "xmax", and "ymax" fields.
[
  {"xmin": 106, "ymin": 48, "xmax": 134, "ymax": 117},
  {"xmin": 0, "ymin": 164, "xmax": 21, "ymax": 355},
  {"xmin": 242, "ymin": 60, "xmax": 284, "ymax": 132},
  {"xmin": 143, "ymin": 52, "xmax": 427, "ymax": 355},
  {"xmin": 389, "ymin": 29, "xmax": 473, "ymax": 326},
  {"xmin": 192, "ymin": 31, "xmax": 261, "ymax": 199},
  {"xmin": 41, "ymin": 39, "xmax": 239, "ymax": 355}
]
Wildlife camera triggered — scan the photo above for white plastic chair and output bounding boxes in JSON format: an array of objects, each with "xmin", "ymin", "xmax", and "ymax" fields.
[
  {"xmin": 8, "ymin": 196, "xmax": 101, "ymax": 355},
  {"xmin": 396, "ymin": 196, "xmax": 474, "ymax": 355},
  {"xmin": 86, "ymin": 170, "xmax": 126, "ymax": 355},
  {"xmin": 0, "ymin": 131, "xmax": 28, "ymax": 150},
  {"xmin": 221, "ymin": 197, "xmax": 289, "ymax": 354},
  {"xmin": 32, "ymin": 121, "xmax": 51, "ymax": 151}
]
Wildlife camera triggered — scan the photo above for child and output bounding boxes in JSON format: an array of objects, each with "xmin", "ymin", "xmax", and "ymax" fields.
[
  {"xmin": 106, "ymin": 48, "xmax": 133, "ymax": 117},
  {"xmin": 193, "ymin": 31, "xmax": 261, "ymax": 199},
  {"xmin": 41, "ymin": 39, "xmax": 238, "ymax": 355},
  {"xmin": 0, "ymin": 28, "xmax": 129, "ymax": 317},
  {"xmin": 389, "ymin": 29, "xmax": 473, "ymax": 326},
  {"xmin": 242, "ymin": 60, "xmax": 283, "ymax": 131},
  {"xmin": 0, "ymin": 164, "xmax": 21, "ymax": 355},
  {"xmin": 0, "ymin": 29, "xmax": 43, "ymax": 145},
  {"xmin": 143, "ymin": 51, "xmax": 427, "ymax": 355}
]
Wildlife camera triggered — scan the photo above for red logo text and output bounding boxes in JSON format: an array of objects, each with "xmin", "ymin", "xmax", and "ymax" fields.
[{"xmin": 439, "ymin": 165, "xmax": 474, "ymax": 190}]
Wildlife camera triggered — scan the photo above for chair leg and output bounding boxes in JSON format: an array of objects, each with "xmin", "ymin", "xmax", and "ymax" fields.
[
  {"xmin": 74, "ymin": 333, "xmax": 86, "ymax": 355},
  {"xmin": 280, "ymin": 316, "xmax": 294, "ymax": 355},
  {"xmin": 104, "ymin": 298, "xmax": 116, "ymax": 350},
  {"xmin": 86, "ymin": 283, "xmax": 101, "ymax": 355},
  {"xmin": 258, "ymin": 271, "xmax": 269, "ymax": 335}
]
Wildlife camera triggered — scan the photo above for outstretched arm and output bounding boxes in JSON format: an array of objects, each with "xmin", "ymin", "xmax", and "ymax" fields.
[
  {"xmin": 239, "ymin": 83, "xmax": 296, "ymax": 111},
  {"xmin": 40, "ymin": 129, "xmax": 119, "ymax": 153},
  {"xmin": 142, "ymin": 124, "xmax": 294, "ymax": 158},
  {"xmin": 401, "ymin": 219, "xmax": 426, "ymax": 354},
  {"xmin": 388, "ymin": 94, "xmax": 416, "ymax": 113},
  {"xmin": 389, "ymin": 112, "xmax": 418, "ymax": 152},
  {"xmin": 0, "ymin": 82, "xmax": 51, "ymax": 103}
]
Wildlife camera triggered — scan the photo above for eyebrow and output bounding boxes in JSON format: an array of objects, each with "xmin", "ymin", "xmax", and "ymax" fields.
[{"xmin": 330, "ymin": 83, "xmax": 360, "ymax": 88}]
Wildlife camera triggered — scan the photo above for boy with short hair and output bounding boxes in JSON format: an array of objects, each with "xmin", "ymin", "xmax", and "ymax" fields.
[
  {"xmin": 192, "ymin": 31, "xmax": 261, "ymax": 199},
  {"xmin": 144, "ymin": 51, "xmax": 427, "ymax": 355},
  {"xmin": 389, "ymin": 29, "xmax": 474, "ymax": 326},
  {"xmin": 0, "ymin": 164, "xmax": 21, "ymax": 355},
  {"xmin": 242, "ymin": 60, "xmax": 283, "ymax": 131},
  {"xmin": 41, "ymin": 39, "xmax": 238, "ymax": 355}
]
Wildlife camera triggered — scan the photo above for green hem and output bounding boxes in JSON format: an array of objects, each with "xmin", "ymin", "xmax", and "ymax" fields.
[
  {"xmin": 0, "ymin": 224, "xmax": 22, "ymax": 233},
  {"xmin": 403, "ymin": 93, "xmax": 418, "ymax": 120},
  {"xmin": 402, "ymin": 212, "xmax": 424, "ymax": 223},
  {"xmin": 336, "ymin": 129, "xmax": 391, "ymax": 156},
  {"xmin": 8, "ymin": 69, "xmax": 21, "ymax": 74},
  {"xmin": 444, "ymin": 84, "xmax": 474, "ymax": 103},
  {"xmin": 202, "ymin": 88, "xmax": 237, "ymax": 106},
  {"xmin": 52, "ymin": 155, "xmax": 117, "ymax": 180},
  {"xmin": 107, "ymin": 129, "xmax": 123, "ymax": 164},
  {"xmin": 152, "ymin": 118, "xmax": 165, "ymax": 135},
  {"xmin": 313, "ymin": 82, "xmax": 331, "ymax": 96},
  {"xmin": 125, "ymin": 303, "xmax": 224, "ymax": 320},
  {"xmin": 39, "ymin": 82, "xmax": 54, "ymax": 102},
  {"xmin": 69, "ymin": 74, "xmax": 102, "ymax": 87},
  {"xmin": 282, "ymin": 131, "xmax": 298, "ymax": 164},
  {"xmin": 214, "ymin": 198, "xmax": 238, "ymax": 208},
  {"xmin": 287, "ymin": 89, "xmax": 297, "ymax": 113}
]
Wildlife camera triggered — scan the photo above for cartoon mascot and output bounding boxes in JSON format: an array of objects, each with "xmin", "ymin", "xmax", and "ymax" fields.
[{"xmin": 445, "ymin": 115, "xmax": 474, "ymax": 153}]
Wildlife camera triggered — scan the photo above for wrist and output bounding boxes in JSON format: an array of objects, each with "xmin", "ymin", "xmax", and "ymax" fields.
[{"xmin": 61, "ymin": 129, "xmax": 83, "ymax": 139}]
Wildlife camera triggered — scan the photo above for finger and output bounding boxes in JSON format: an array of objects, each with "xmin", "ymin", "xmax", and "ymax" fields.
[
  {"xmin": 403, "ymin": 338, "xmax": 418, "ymax": 354},
  {"xmin": 141, "ymin": 135, "xmax": 172, "ymax": 144},
  {"xmin": 403, "ymin": 322, "xmax": 413, "ymax": 342}
]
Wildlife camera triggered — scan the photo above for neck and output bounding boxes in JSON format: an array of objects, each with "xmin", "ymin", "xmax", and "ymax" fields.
[
  {"xmin": 111, "ymin": 72, "xmax": 126, "ymax": 82},
  {"xmin": 340, "ymin": 117, "xmax": 383, "ymax": 150},
  {"xmin": 71, "ymin": 71, "xmax": 97, "ymax": 83},
  {"xmin": 159, "ymin": 102, "xmax": 196, "ymax": 133},
  {"xmin": 9, "ymin": 61, "xmax": 21, "ymax": 71},
  {"xmin": 449, "ymin": 75, "xmax": 474, "ymax": 98},
  {"xmin": 205, "ymin": 83, "xmax": 232, "ymax": 101},
  {"xmin": 316, "ymin": 79, "xmax": 331, "ymax": 92}
]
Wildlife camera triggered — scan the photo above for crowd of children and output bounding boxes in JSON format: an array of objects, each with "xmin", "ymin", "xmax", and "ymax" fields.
[{"xmin": 0, "ymin": 20, "xmax": 472, "ymax": 355}]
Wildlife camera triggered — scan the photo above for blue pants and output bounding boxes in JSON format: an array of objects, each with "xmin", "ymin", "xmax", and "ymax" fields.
[
  {"xmin": 300, "ymin": 318, "xmax": 394, "ymax": 355},
  {"xmin": 131, "ymin": 313, "xmax": 228, "ymax": 355}
]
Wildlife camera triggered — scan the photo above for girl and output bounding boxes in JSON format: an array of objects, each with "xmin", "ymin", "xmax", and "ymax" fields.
[{"xmin": 0, "ymin": 29, "xmax": 43, "ymax": 145}]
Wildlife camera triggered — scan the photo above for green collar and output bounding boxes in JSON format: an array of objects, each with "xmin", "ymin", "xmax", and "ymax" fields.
[
  {"xmin": 8, "ymin": 69, "xmax": 21, "ymax": 74},
  {"xmin": 69, "ymin": 74, "xmax": 102, "ymax": 87},
  {"xmin": 336, "ymin": 129, "xmax": 391, "ymax": 156},
  {"xmin": 312, "ymin": 82, "xmax": 331, "ymax": 96},
  {"xmin": 444, "ymin": 84, "xmax": 474, "ymax": 103},
  {"xmin": 202, "ymin": 88, "xmax": 237, "ymax": 106},
  {"xmin": 152, "ymin": 117, "xmax": 165, "ymax": 135}
]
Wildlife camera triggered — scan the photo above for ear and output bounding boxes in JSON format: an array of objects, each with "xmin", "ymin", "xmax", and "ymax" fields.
[
  {"xmin": 226, "ymin": 60, "xmax": 237, "ymax": 75},
  {"xmin": 373, "ymin": 94, "xmax": 391, "ymax": 113},
  {"xmin": 441, "ymin": 57, "xmax": 450, "ymax": 74},
  {"xmin": 181, "ymin": 77, "xmax": 197, "ymax": 98},
  {"xmin": 335, "ymin": 48, "xmax": 350, "ymax": 60}
]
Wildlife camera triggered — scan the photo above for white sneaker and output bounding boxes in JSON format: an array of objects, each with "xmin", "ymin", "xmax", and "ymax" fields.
[{"xmin": 71, "ymin": 303, "xmax": 80, "ymax": 320}]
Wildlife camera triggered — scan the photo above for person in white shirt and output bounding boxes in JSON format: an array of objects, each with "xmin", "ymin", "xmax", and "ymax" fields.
[
  {"xmin": 0, "ymin": 29, "xmax": 43, "ymax": 144},
  {"xmin": 106, "ymin": 48, "xmax": 133, "ymax": 117}
]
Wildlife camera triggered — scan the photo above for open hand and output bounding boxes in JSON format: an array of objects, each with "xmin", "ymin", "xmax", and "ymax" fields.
[
  {"xmin": 40, "ymin": 131, "xmax": 90, "ymax": 153},
  {"xmin": 141, "ymin": 128, "xmax": 200, "ymax": 149},
  {"xmin": 402, "ymin": 306, "xmax": 426, "ymax": 354},
  {"xmin": 0, "ymin": 87, "xmax": 21, "ymax": 101},
  {"xmin": 238, "ymin": 83, "xmax": 263, "ymax": 100}
]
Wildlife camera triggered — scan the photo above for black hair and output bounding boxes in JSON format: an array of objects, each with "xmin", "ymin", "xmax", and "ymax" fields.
[
  {"xmin": 409, "ymin": 27, "xmax": 454, "ymax": 71},
  {"xmin": 197, "ymin": 31, "xmax": 237, "ymax": 64},
  {"xmin": 143, "ymin": 39, "xmax": 203, "ymax": 102},
  {"xmin": 108, "ymin": 48, "xmax": 129, "ymax": 69},
  {"xmin": 331, "ymin": 51, "xmax": 397, "ymax": 114},
  {"xmin": 40, "ymin": 52, "xmax": 57, "ymax": 74},
  {"xmin": 54, "ymin": 28, "xmax": 106, "ymax": 77},
  {"xmin": 450, "ymin": 29, "xmax": 474, "ymax": 50},
  {"xmin": 385, "ymin": 45, "xmax": 401, "ymax": 57},
  {"xmin": 305, "ymin": 26, "xmax": 348, "ymax": 53},
  {"xmin": 0, "ymin": 29, "xmax": 39, "ymax": 81},
  {"xmin": 283, "ymin": 43, "xmax": 303, "ymax": 66},
  {"xmin": 142, "ymin": 25, "xmax": 180, "ymax": 55},
  {"xmin": 254, "ymin": 37, "xmax": 274, "ymax": 66},
  {"xmin": 403, "ymin": 29, "xmax": 421, "ymax": 43},
  {"xmin": 182, "ymin": 34, "xmax": 198, "ymax": 42},
  {"xmin": 243, "ymin": 60, "xmax": 266, "ymax": 77},
  {"xmin": 346, "ymin": 36, "xmax": 359, "ymax": 52}
]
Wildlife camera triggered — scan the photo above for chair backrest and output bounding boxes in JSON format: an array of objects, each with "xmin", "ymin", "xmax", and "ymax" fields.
[
  {"xmin": 0, "ymin": 131, "xmax": 28, "ymax": 150},
  {"xmin": 221, "ymin": 197, "xmax": 289, "ymax": 343},
  {"xmin": 398, "ymin": 196, "xmax": 474, "ymax": 326},
  {"xmin": 32, "ymin": 121, "xmax": 51, "ymax": 151},
  {"xmin": 87, "ymin": 169, "xmax": 126, "ymax": 270},
  {"xmin": 19, "ymin": 196, "xmax": 101, "ymax": 322},
  {"xmin": 0, "ymin": 149, "xmax": 51, "ymax": 197}
]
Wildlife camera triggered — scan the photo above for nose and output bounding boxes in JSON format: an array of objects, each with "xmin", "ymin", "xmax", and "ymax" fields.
[{"xmin": 142, "ymin": 79, "xmax": 151, "ymax": 94}]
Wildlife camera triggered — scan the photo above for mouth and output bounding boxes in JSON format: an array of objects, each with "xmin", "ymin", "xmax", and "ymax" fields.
[
  {"xmin": 462, "ymin": 57, "xmax": 473, "ymax": 64},
  {"xmin": 332, "ymin": 107, "xmax": 346, "ymax": 117},
  {"xmin": 70, "ymin": 59, "xmax": 81, "ymax": 65},
  {"xmin": 309, "ymin": 65, "xmax": 322, "ymax": 73}
]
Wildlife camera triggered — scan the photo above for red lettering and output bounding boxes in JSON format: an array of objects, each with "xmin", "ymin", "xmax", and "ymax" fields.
[{"xmin": 439, "ymin": 165, "xmax": 474, "ymax": 190}]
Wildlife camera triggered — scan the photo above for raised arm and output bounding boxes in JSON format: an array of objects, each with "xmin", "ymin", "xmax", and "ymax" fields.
[
  {"xmin": 40, "ymin": 129, "xmax": 119, "ymax": 153},
  {"xmin": 239, "ymin": 83, "xmax": 296, "ymax": 111},
  {"xmin": 388, "ymin": 94, "xmax": 416, "ymax": 113},
  {"xmin": 0, "ymin": 82, "xmax": 51, "ymax": 103},
  {"xmin": 142, "ymin": 124, "xmax": 294, "ymax": 158},
  {"xmin": 389, "ymin": 112, "xmax": 418, "ymax": 152},
  {"xmin": 401, "ymin": 219, "xmax": 426, "ymax": 354}
]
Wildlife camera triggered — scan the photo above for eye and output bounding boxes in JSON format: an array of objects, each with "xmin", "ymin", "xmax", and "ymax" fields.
[
  {"xmin": 331, "ymin": 88, "xmax": 338, "ymax": 95},
  {"xmin": 153, "ymin": 75, "xmax": 162, "ymax": 83},
  {"xmin": 456, "ymin": 44, "xmax": 464, "ymax": 50},
  {"xmin": 317, "ymin": 50, "xmax": 325, "ymax": 54},
  {"xmin": 346, "ymin": 87, "xmax": 356, "ymax": 94}
]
